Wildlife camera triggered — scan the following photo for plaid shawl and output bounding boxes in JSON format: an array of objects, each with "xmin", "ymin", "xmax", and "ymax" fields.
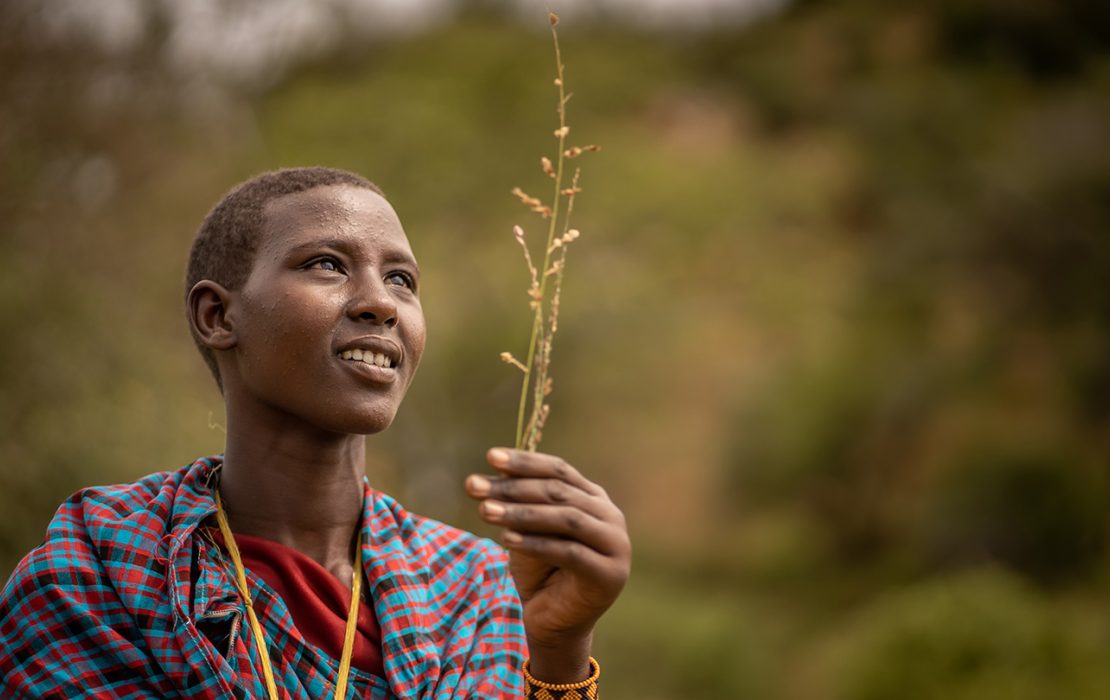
[{"xmin": 0, "ymin": 456, "xmax": 526, "ymax": 698}]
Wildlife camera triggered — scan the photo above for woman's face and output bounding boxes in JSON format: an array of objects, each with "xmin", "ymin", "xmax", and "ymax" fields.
[{"xmin": 228, "ymin": 184, "xmax": 426, "ymax": 436}]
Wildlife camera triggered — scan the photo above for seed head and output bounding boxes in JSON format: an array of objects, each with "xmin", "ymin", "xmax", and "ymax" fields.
[
  {"xmin": 500, "ymin": 352, "xmax": 527, "ymax": 372},
  {"xmin": 506, "ymin": 12, "xmax": 600, "ymax": 452},
  {"xmin": 511, "ymin": 187, "xmax": 545, "ymax": 212}
]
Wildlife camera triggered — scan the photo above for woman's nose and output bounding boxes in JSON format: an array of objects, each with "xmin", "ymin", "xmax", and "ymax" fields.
[{"xmin": 347, "ymin": 277, "xmax": 398, "ymax": 327}]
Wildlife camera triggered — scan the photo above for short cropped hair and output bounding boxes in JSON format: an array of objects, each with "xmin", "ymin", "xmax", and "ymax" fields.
[{"xmin": 185, "ymin": 167, "xmax": 384, "ymax": 387}]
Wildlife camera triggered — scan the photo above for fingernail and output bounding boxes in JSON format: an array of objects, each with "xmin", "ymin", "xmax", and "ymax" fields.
[
  {"xmin": 467, "ymin": 475, "xmax": 491, "ymax": 496},
  {"xmin": 483, "ymin": 501, "xmax": 505, "ymax": 520},
  {"xmin": 503, "ymin": 530, "xmax": 523, "ymax": 545},
  {"xmin": 488, "ymin": 448, "xmax": 511, "ymax": 468}
]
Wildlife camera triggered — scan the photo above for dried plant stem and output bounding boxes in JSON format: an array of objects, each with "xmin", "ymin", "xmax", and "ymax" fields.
[
  {"xmin": 523, "ymin": 169, "xmax": 580, "ymax": 449},
  {"xmin": 503, "ymin": 13, "xmax": 598, "ymax": 452}
]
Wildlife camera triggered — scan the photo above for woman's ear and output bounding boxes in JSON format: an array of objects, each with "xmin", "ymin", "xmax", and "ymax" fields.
[{"xmin": 187, "ymin": 280, "xmax": 238, "ymax": 351}]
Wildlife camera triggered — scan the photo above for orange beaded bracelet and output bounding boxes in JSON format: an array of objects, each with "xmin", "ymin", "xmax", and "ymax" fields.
[{"xmin": 522, "ymin": 656, "xmax": 600, "ymax": 699}]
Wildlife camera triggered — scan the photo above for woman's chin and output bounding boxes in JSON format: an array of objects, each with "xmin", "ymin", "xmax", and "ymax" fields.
[{"xmin": 336, "ymin": 407, "xmax": 398, "ymax": 436}]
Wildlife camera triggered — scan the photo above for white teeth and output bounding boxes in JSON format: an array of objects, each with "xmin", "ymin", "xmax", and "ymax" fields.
[{"xmin": 338, "ymin": 349, "xmax": 395, "ymax": 369}]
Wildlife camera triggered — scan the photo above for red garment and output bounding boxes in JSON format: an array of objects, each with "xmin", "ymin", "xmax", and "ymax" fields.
[{"xmin": 212, "ymin": 530, "xmax": 385, "ymax": 678}]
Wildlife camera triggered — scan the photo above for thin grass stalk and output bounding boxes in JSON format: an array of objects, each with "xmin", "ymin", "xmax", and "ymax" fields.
[
  {"xmin": 514, "ymin": 16, "xmax": 570, "ymax": 450},
  {"xmin": 524, "ymin": 168, "xmax": 580, "ymax": 449},
  {"xmin": 503, "ymin": 13, "xmax": 598, "ymax": 451}
]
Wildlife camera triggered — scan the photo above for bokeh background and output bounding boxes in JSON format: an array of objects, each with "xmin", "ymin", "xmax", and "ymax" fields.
[{"xmin": 3, "ymin": 0, "xmax": 1109, "ymax": 697}]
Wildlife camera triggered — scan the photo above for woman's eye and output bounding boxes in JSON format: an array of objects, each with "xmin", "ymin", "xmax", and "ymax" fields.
[
  {"xmin": 386, "ymin": 271, "xmax": 415, "ymax": 289},
  {"xmin": 308, "ymin": 258, "xmax": 342, "ymax": 273}
]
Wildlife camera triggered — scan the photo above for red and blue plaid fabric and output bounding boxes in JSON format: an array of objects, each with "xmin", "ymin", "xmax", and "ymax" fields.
[{"xmin": 0, "ymin": 456, "xmax": 527, "ymax": 698}]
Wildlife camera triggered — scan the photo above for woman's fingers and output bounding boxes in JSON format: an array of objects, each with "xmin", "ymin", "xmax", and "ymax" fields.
[
  {"xmin": 467, "ymin": 475, "xmax": 576, "ymax": 503},
  {"xmin": 465, "ymin": 447, "xmax": 631, "ymax": 582},
  {"xmin": 485, "ymin": 448, "xmax": 603, "ymax": 497},
  {"xmin": 499, "ymin": 531, "xmax": 621, "ymax": 583},
  {"xmin": 465, "ymin": 474, "xmax": 618, "ymax": 521},
  {"xmin": 466, "ymin": 447, "xmax": 625, "ymax": 524},
  {"xmin": 477, "ymin": 501, "xmax": 621, "ymax": 555}
]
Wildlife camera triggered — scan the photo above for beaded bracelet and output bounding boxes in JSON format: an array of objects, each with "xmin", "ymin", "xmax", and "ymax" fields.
[{"xmin": 522, "ymin": 657, "xmax": 600, "ymax": 699}]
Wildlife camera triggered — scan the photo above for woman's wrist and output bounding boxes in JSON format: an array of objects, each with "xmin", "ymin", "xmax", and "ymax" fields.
[
  {"xmin": 524, "ymin": 656, "xmax": 600, "ymax": 699},
  {"xmin": 525, "ymin": 632, "xmax": 593, "ymax": 684}
]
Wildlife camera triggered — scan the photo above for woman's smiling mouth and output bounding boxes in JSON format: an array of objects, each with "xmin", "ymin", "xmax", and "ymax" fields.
[
  {"xmin": 338, "ymin": 348, "xmax": 394, "ymax": 369},
  {"xmin": 336, "ymin": 338, "xmax": 402, "ymax": 385},
  {"xmin": 338, "ymin": 351, "xmax": 399, "ymax": 384}
]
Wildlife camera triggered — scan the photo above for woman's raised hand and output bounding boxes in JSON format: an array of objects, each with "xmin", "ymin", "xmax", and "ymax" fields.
[{"xmin": 465, "ymin": 448, "xmax": 631, "ymax": 683}]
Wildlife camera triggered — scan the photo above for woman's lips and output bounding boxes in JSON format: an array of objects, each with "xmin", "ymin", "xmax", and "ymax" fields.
[
  {"xmin": 338, "ymin": 352, "xmax": 398, "ymax": 384},
  {"xmin": 339, "ymin": 348, "xmax": 394, "ymax": 368}
]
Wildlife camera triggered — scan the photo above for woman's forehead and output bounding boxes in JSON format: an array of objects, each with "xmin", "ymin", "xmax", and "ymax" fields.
[{"xmin": 260, "ymin": 184, "xmax": 414, "ymax": 258}]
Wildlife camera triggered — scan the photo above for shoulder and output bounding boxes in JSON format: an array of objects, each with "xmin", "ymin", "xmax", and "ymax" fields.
[
  {"xmin": 365, "ymin": 486, "xmax": 510, "ymax": 581},
  {"xmin": 4, "ymin": 458, "xmax": 216, "ymax": 594},
  {"xmin": 43, "ymin": 460, "xmax": 213, "ymax": 555},
  {"xmin": 0, "ymin": 462, "xmax": 215, "ymax": 698}
]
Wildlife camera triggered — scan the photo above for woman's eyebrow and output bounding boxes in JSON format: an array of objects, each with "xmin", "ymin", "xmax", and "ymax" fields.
[
  {"xmin": 381, "ymin": 250, "xmax": 420, "ymax": 272},
  {"xmin": 285, "ymin": 238, "xmax": 351, "ymax": 255},
  {"xmin": 286, "ymin": 238, "xmax": 419, "ymax": 271}
]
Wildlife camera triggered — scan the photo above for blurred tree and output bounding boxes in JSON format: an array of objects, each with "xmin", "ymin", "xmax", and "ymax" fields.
[
  {"xmin": 919, "ymin": 449, "xmax": 1107, "ymax": 583},
  {"xmin": 816, "ymin": 570, "xmax": 1110, "ymax": 700}
]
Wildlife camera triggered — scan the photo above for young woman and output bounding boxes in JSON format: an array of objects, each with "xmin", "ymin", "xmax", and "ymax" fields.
[{"xmin": 0, "ymin": 167, "xmax": 631, "ymax": 699}]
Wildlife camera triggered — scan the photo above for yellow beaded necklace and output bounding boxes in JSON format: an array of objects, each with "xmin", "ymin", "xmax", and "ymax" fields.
[{"xmin": 215, "ymin": 490, "xmax": 363, "ymax": 700}]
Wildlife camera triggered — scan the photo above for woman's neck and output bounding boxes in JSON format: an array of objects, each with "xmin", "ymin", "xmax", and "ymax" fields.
[{"xmin": 217, "ymin": 410, "xmax": 366, "ymax": 582}]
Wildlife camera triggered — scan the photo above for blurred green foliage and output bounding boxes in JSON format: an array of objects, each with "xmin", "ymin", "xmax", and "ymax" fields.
[
  {"xmin": 1, "ymin": 1, "xmax": 1108, "ymax": 697},
  {"xmin": 822, "ymin": 570, "xmax": 1110, "ymax": 700},
  {"xmin": 919, "ymin": 449, "xmax": 1107, "ymax": 583}
]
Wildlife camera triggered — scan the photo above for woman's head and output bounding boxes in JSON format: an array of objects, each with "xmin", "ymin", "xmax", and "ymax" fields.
[
  {"xmin": 186, "ymin": 167, "xmax": 384, "ymax": 385},
  {"xmin": 186, "ymin": 168, "xmax": 425, "ymax": 435}
]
